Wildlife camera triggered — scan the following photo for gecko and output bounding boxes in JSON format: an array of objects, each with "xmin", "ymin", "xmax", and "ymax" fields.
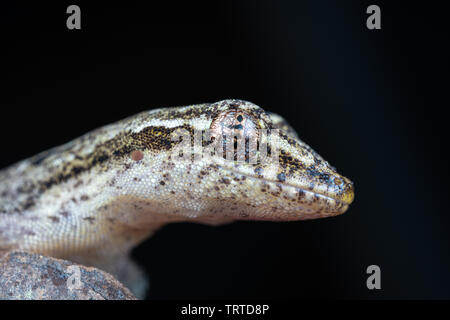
[{"xmin": 0, "ymin": 99, "xmax": 354, "ymax": 298}]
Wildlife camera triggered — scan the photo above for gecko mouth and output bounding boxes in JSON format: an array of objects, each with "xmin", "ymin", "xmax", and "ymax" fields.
[{"xmin": 219, "ymin": 165, "xmax": 354, "ymax": 206}]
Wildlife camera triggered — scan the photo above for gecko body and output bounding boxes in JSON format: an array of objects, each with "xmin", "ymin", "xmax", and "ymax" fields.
[{"xmin": 0, "ymin": 100, "xmax": 354, "ymax": 297}]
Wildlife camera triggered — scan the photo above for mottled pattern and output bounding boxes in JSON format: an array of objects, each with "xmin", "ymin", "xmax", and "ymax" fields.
[{"xmin": 0, "ymin": 99, "xmax": 354, "ymax": 294}]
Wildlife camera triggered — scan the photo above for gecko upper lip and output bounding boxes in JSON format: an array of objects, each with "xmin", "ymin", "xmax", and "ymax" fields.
[
  {"xmin": 220, "ymin": 166, "xmax": 354, "ymax": 206},
  {"xmin": 260, "ymin": 177, "xmax": 354, "ymax": 205}
]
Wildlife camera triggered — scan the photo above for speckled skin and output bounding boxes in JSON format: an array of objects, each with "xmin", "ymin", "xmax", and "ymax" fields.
[{"xmin": 0, "ymin": 99, "xmax": 354, "ymax": 296}]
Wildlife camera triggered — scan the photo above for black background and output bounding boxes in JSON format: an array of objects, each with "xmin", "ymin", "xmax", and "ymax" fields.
[{"xmin": 0, "ymin": 1, "xmax": 449, "ymax": 299}]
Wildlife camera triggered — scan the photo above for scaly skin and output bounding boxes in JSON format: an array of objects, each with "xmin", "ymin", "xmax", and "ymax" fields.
[{"xmin": 0, "ymin": 99, "xmax": 354, "ymax": 297}]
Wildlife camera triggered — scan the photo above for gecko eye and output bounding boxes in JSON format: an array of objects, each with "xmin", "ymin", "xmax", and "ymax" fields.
[
  {"xmin": 209, "ymin": 109, "xmax": 261, "ymax": 161},
  {"xmin": 210, "ymin": 109, "xmax": 260, "ymax": 140}
]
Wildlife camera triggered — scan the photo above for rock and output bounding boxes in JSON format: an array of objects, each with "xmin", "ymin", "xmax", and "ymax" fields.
[{"xmin": 0, "ymin": 251, "xmax": 137, "ymax": 300}]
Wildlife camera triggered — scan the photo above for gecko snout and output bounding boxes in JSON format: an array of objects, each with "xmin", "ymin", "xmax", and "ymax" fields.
[{"xmin": 338, "ymin": 177, "xmax": 354, "ymax": 205}]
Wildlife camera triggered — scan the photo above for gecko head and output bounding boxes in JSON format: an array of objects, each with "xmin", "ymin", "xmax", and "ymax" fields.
[
  {"xmin": 120, "ymin": 99, "xmax": 353, "ymax": 224},
  {"xmin": 192, "ymin": 99, "xmax": 355, "ymax": 221}
]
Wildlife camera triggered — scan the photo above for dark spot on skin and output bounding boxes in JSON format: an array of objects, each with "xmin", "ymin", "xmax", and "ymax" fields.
[
  {"xmin": 214, "ymin": 186, "xmax": 220, "ymax": 191},
  {"xmin": 74, "ymin": 180, "xmax": 83, "ymax": 188},
  {"xmin": 306, "ymin": 165, "xmax": 332, "ymax": 184},
  {"xmin": 22, "ymin": 198, "xmax": 36, "ymax": 210},
  {"xmin": 277, "ymin": 172, "xmax": 286, "ymax": 182},
  {"xmin": 71, "ymin": 166, "xmax": 83, "ymax": 175},
  {"xmin": 83, "ymin": 217, "xmax": 95, "ymax": 224},
  {"xmin": 48, "ymin": 216, "xmax": 60, "ymax": 223},
  {"xmin": 313, "ymin": 157, "xmax": 323, "ymax": 166},
  {"xmin": 279, "ymin": 132, "xmax": 299, "ymax": 148},
  {"xmin": 237, "ymin": 115, "xmax": 243, "ymax": 122},
  {"xmin": 278, "ymin": 152, "xmax": 304, "ymax": 177},
  {"xmin": 59, "ymin": 211, "xmax": 70, "ymax": 218},
  {"xmin": 80, "ymin": 195, "xmax": 89, "ymax": 201},
  {"xmin": 108, "ymin": 178, "xmax": 116, "ymax": 187},
  {"xmin": 94, "ymin": 154, "xmax": 109, "ymax": 164},
  {"xmin": 159, "ymin": 181, "xmax": 165, "ymax": 185},
  {"xmin": 221, "ymin": 178, "xmax": 231, "ymax": 185}
]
